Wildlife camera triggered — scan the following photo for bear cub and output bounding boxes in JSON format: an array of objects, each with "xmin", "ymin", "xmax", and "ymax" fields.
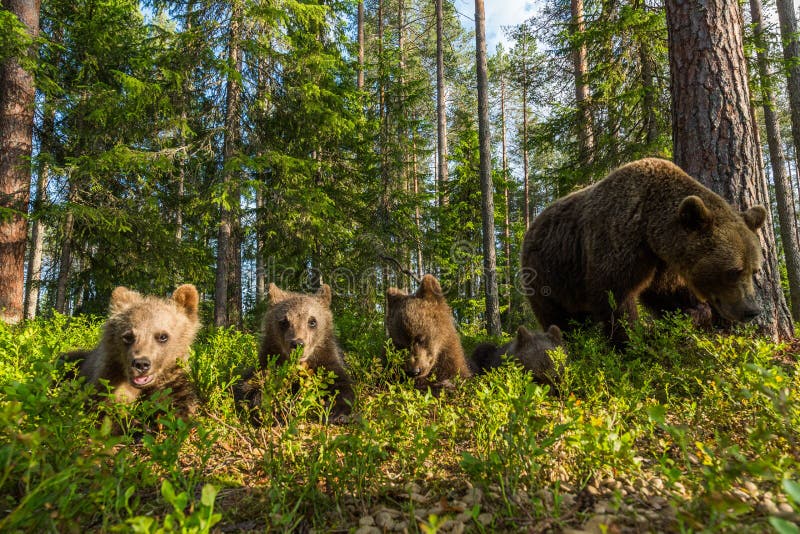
[
  {"xmin": 235, "ymin": 283, "xmax": 354, "ymax": 424},
  {"xmin": 61, "ymin": 284, "xmax": 201, "ymax": 417},
  {"xmin": 386, "ymin": 274, "xmax": 472, "ymax": 391},
  {"xmin": 471, "ymin": 325, "xmax": 564, "ymax": 390}
]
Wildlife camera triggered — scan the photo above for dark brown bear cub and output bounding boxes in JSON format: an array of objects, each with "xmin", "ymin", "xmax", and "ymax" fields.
[
  {"xmin": 471, "ymin": 325, "xmax": 564, "ymax": 390},
  {"xmin": 235, "ymin": 283, "xmax": 354, "ymax": 424},
  {"xmin": 521, "ymin": 158, "xmax": 767, "ymax": 342},
  {"xmin": 386, "ymin": 274, "xmax": 472, "ymax": 391},
  {"xmin": 61, "ymin": 284, "xmax": 201, "ymax": 417}
]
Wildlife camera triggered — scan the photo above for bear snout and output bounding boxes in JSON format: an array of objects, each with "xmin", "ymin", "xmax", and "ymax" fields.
[
  {"xmin": 406, "ymin": 366, "xmax": 422, "ymax": 377},
  {"xmin": 132, "ymin": 357, "xmax": 151, "ymax": 374},
  {"xmin": 289, "ymin": 339, "xmax": 305, "ymax": 350}
]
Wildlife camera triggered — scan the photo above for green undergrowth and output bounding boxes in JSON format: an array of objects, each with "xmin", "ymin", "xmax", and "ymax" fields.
[{"xmin": 0, "ymin": 312, "xmax": 798, "ymax": 532}]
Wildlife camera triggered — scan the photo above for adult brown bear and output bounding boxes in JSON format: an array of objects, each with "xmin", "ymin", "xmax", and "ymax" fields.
[{"xmin": 521, "ymin": 158, "xmax": 767, "ymax": 341}]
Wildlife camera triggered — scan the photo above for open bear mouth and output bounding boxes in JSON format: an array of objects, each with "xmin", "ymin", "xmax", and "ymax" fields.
[{"xmin": 131, "ymin": 374, "xmax": 155, "ymax": 387}]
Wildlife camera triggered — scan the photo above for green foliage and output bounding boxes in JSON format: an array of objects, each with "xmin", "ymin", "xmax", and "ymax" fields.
[{"xmin": 2, "ymin": 314, "xmax": 798, "ymax": 530}]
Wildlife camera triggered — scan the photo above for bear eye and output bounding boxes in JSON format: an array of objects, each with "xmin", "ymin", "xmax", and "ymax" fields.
[
  {"xmin": 725, "ymin": 267, "xmax": 744, "ymax": 282},
  {"xmin": 122, "ymin": 332, "xmax": 135, "ymax": 345},
  {"xmin": 414, "ymin": 335, "xmax": 424, "ymax": 345},
  {"xmin": 308, "ymin": 317, "xmax": 317, "ymax": 328},
  {"xmin": 279, "ymin": 317, "xmax": 290, "ymax": 330},
  {"xmin": 156, "ymin": 333, "xmax": 169, "ymax": 343}
]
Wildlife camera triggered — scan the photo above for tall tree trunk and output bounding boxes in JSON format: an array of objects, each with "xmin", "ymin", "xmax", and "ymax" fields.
[
  {"xmin": 750, "ymin": 0, "xmax": 800, "ymax": 320},
  {"xmin": 255, "ymin": 186, "xmax": 266, "ymax": 305},
  {"xmin": 570, "ymin": 0, "xmax": 594, "ymax": 166},
  {"xmin": 500, "ymin": 61, "xmax": 512, "ymax": 318},
  {"xmin": 357, "ymin": 0, "xmax": 365, "ymax": 90},
  {"xmin": 436, "ymin": 0, "xmax": 449, "ymax": 208},
  {"xmin": 639, "ymin": 26, "xmax": 659, "ymax": 146},
  {"xmin": 475, "ymin": 0, "xmax": 501, "ymax": 336},
  {"xmin": 665, "ymin": 0, "xmax": 793, "ymax": 339},
  {"xmin": 775, "ymin": 0, "xmax": 800, "ymax": 191},
  {"xmin": 0, "ymin": 0, "xmax": 40, "ymax": 324},
  {"xmin": 522, "ymin": 52, "xmax": 530, "ymax": 230},
  {"xmin": 24, "ymin": 105, "xmax": 53, "ymax": 320},
  {"xmin": 215, "ymin": 1, "xmax": 243, "ymax": 327},
  {"xmin": 55, "ymin": 180, "xmax": 77, "ymax": 315}
]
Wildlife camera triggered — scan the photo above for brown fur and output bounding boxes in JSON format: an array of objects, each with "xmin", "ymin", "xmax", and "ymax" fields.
[
  {"xmin": 236, "ymin": 283, "xmax": 354, "ymax": 424},
  {"xmin": 386, "ymin": 274, "xmax": 472, "ymax": 390},
  {"xmin": 62, "ymin": 285, "xmax": 201, "ymax": 417},
  {"xmin": 471, "ymin": 325, "xmax": 564, "ymax": 390},
  {"xmin": 521, "ymin": 158, "xmax": 767, "ymax": 341}
]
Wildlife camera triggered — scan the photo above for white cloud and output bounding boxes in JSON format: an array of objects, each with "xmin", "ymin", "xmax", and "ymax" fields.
[{"xmin": 453, "ymin": 0, "xmax": 538, "ymax": 53}]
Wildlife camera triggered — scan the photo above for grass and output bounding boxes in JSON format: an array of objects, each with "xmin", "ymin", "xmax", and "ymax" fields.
[{"xmin": 0, "ymin": 311, "xmax": 798, "ymax": 532}]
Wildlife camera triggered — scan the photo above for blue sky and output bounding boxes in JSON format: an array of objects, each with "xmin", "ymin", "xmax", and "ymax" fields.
[{"xmin": 453, "ymin": 0, "xmax": 538, "ymax": 52}]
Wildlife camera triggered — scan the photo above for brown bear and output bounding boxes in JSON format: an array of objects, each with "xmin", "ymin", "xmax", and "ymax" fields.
[
  {"xmin": 61, "ymin": 284, "xmax": 201, "ymax": 417},
  {"xmin": 521, "ymin": 158, "xmax": 767, "ymax": 342},
  {"xmin": 471, "ymin": 325, "xmax": 564, "ymax": 390},
  {"xmin": 386, "ymin": 274, "xmax": 473, "ymax": 391},
  {"xmin": 235, "ymin": 283, "xmax": 354, "ymax": 424}
]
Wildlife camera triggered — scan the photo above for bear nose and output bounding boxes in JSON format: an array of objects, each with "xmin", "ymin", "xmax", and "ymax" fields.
[
  {"xmin": 289, "ymin": 339, "xmax": 305, "ymax": 349},
  {"xmin": 132, "ymin": 358, "xmax": 151, "ymax": 373},
  {"xmin": 406, "ymin": 367, "xmax": 421, "ymax": 377}
]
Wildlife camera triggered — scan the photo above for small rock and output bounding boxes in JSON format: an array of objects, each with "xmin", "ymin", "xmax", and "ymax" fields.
[
  {"xmin": 463, "ymin": 487, "xmax": 483, "ymax": 506},
  {"xmin": 455, "ymin": 512, "xmax": 472, "ymax": 523},
  {"xmin": 359, "ymin": 516, "xmax": 375, "ymax": 527},
  {"xmin": 477, "ymin": 513, "xmax": 492, "ymax": 526},
  {"xmin": 778, "ymin": 502, "xmax": 795, "ymax": 515},
  {"xmin": 392, "ymin": 521, "xmax": 408, "ymax": 532},
  {"xmin": 410, "ymin": 492, "xmax": 428, "ymax": 504},
  {"xmin": 652, "ymin": 478, "xmax": 664, "ymax": 491},
  {"xmin": 375, "ymin": 511, "xmax": 395, "ymax": 529},
  {"xmin": 562, "ymin": 493, "xmax": 576, "ymax": 507},
  {"xmin": 594, "ymin": 502, "xmax": 607, "ymax": 515},
  {"xmin": 743, "ymin": 481, "xmax": 758, "ymax": 496},
  {"xmin": 584, "ymin": 514, "xmax": 618, "ymax": 534},
  {"xmin": 448, "ymin": 521, "xmax": 465, "ymax": 534},
  {"xmin": 355, "ymin": 527, "xmax": 381, "ymax": 534},
  {"xmin": 586, "ymin": 485, "xmax": 601, "ymax": 497}
]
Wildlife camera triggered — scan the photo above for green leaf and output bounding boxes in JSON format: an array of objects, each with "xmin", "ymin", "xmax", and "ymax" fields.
[
  {"xmin": 769, "ymin": 517, "xmax": 800, "ymax": 534},
  {"xmin": 783, "ymin": 479, "xmax": 800, "ymax": 505},
  {"xmin": 200, "ymin": 483, "xmax": 218, "ymax": 507}
]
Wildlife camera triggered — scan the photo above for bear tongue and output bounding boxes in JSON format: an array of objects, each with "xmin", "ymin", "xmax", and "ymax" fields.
[{"xmin": 133, "ymin": 375, "xmax": 153, "ymax": 386}]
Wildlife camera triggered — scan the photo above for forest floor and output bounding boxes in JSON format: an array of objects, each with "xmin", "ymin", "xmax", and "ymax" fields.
[{"xmin": 1, "ymin": 312, "xmax": 799, "ymax": 533}]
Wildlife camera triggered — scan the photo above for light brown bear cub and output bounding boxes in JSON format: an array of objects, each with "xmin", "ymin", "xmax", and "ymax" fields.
[
  {"xmin": 521, "ymin": 158, "xmax": 767, "ymax": 342},
  {"xmin": 386, "ymin": 274, "xmax": 472, "ymax": 391},
  {"xmin": 236, "ymin": 283, "xmax": 354, "ymax": 424},
  {"xmin": 471, "ymin": 325, "xmax": 564, "ymax": 390},
  {"xmin": 61, "ymin": 284, "xmax": 201, "ymax": 416}
]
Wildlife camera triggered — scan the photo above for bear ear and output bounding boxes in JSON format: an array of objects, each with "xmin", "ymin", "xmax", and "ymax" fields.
[
  {"xmin": 316, "ymin": 284, "xmax": 332, "ymax": 307},
  {"xmin": 416, "ymin": 274, "xmax": 445, "ymax": 302},
  {"xmin": 678, "ymin": 195, "xmax": 713, "ymax": 232},
  {"xmin": 268, "ymin": 283, "xmax": 290, "ymax": 305},
  {"xmin": 741, "ymin": 205, "xmax": 767, "ymax": 231},
  {"xmin": 172, "ymin": 284, "xmax": 199, "ymax": 321},
  {"xmin": 547, "ymin": 324, "xmax": 563, "ymax": 344},
  {"xmin": 109, "ymin": 286, "xmax": 141, "ymax": 314},
  {"xmin": 516, "ymin": 325, "xmax": 532, "ymax": 344},
  {"xmin": 386, "ymin": 287, "xmax": 407, "ymax": 307}
]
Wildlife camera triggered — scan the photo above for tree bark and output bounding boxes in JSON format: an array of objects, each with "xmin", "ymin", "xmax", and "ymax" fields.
[
  {"xmin": 750, "ymin": 0, "xmax": 800, "ymax": 320},
  {"xmin": 665, "ymin": 0, "xmax": 794, "ymax": 339},
  {"xmin": 522, "ymin": 51, "xmax": 530, "ymax": 230},
  {"xmin": 475, "ymin": 0, "xmax": 501, "ymax": 336},
  {"xmin": 571, "ymin": 0, "xmax": 594, "ymax": 166},
  {"xmin": 55, "ymin": 180, "xmax": 77, "ymax": 315},
  {"xmin": 215, "ymin": 1, "xmax": 243, "ymax": 327},
  {"xmin": 0, "ymin": 0, "xmax": 40, "ymax": 324},
  {"xmin": 436, "ymin": 0, "xmax": 449, "ymax": 208}
]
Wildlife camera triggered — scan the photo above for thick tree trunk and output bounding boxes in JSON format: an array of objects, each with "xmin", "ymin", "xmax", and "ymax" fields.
[
  {"xmin": 666, "ymin": 0, "xmax": 794, "ymax": 339},
  {"xmin": 571, "ymin": 0, "xmax": 594, "ymax": 166},
  {"xmin": 475, "ymin": 0, "xmax": 501, "ymax": 336},
  {"xmin": 0, "ymin": 0, "xmax": 40, "ymax": 324},
  {"xmin": 215, "ymin": 2, "xmax": 243, "ymax": 327},
  {"xmin": 750, "ymin": 0, "xmax": 800, "ymax": 320},
  {"xmin": 436, "ymin": 0, "xmax": 449, "ymax": 208}
]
